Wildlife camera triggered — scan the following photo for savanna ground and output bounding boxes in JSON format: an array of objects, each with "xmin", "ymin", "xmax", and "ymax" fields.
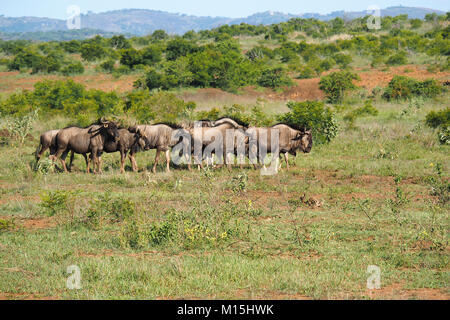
[
  {"xmin": 0, "ymin": 19, "xmax": 449, "ymax": 299},
  {"xmin": 0, "ymin": 75, "xmax": 449, "ymax": 300}
]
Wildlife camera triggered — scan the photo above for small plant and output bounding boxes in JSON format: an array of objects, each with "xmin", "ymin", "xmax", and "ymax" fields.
[
  {"xmin": 40, "ymin": 190, "xmax": 73, "ymax": 217},
  {"xmin": 344, "ymin": 100, "xmax": 379, "ymax": 128},
  {"xmin": 425, "ymin": 108, "xmax": 450, "ymax": 144},
  {"xmin": 85, "ymin": 194, "xmax": 136, "ymax": 228},
  {"xmin": 357, "ymin": 199, "xmax": 376, "ymax": 220},
  {"xmin": 244, "ymin": 200, "xmax": 263, "ymax": 217},
  {"xmin": 34, "ymin": 157, "xmax": 55, "ymax": 174},
  {"xmin": 231, "ymin": 172, "xmax": 248, "ymax": 194},
  {"xmin": 5, "ymin": 109, "xmax": 39, "ymax": 145},
  {"xmin": 0, "ymin": 219, "xmax": 15, "ymax": 232}
]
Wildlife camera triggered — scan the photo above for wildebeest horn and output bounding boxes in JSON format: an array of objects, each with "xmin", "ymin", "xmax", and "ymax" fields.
[{"xmin": 100, "ymin": 117, "xmax": 108, "ymax": 124}]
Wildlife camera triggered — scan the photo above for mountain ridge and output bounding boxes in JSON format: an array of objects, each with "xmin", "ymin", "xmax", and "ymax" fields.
[{"xmin": 0, "ymin": 6, "xmax": 446, "ymax": 39}]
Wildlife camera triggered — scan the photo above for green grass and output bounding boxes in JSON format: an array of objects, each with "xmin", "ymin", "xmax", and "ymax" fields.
[{"xmin": 0, "ymin": 95, "xmax": 448, "ymax": 300}]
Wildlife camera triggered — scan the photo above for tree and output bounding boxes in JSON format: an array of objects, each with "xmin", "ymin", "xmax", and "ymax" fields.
[
  {"xmin": 80, "ymin": 43, "xmax": 106, "ymax": 61},
  {"xmin": 109, "ymin": 35, "xmax": 131, "ymax": 50},
  {"xmin": 141, "ymin": 45, "xmax": 162, "ymax": 65},
  {"xmin": 258, "ymin": 67, "xmax": 292, "ymax": 89},
  {"xmin": 120, "ymin": 48, "xmax": 142, "ymax": 69},
  {"xmin": 151, "ymin": 30, "xmax": 168, "ymax": 41},
  {"xmin": 278, "ymin": 101, "xmax": 338, "ymax": 145},
  {"xmin": 166, "ymin": 38, "xmax": 198, "ymax": 61},
  {"xmin": 61, "ymin": 61, "xmax": 85, "ymax": 76},
  {"xmin": 319, "ymin": 71, "xmax": 360, "ymax": 103}
]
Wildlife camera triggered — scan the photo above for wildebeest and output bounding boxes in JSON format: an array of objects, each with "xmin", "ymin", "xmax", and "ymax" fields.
[
  {"xmin": 246, "ymin": 124, "xmax": 313, "ymax": 171},
  {"xmin": 188, "ymin": 119, "xmax": 248, "ymax": 170},
  {"xmin": 53, "ymin": 119, "xmax": 120, "ymax": 174},
  {"xmin": 102, "ymin": 127, "xmax": 150, "ymax": 173},
  {"xmin": 35, "ymin": 130, "xmax": 77, "ymax": 170},
  {"xmin": 129, "ymin": 124, "xmax": 188, "ymax": 173}
]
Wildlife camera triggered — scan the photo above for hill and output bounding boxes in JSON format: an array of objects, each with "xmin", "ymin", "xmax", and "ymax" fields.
[{"xmin": 0, "ymin": 6, "xmax": 446, "ymax": 40}]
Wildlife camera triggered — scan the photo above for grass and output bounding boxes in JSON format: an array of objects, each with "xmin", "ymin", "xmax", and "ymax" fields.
[{"xmin": 0, "ymin": 93, "xmax": 448, "ymax": 300}]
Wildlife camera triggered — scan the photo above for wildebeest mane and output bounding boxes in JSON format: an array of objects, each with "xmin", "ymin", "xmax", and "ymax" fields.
[
  {"xmin": 215, "ymin": 117, "xmax": 249, "ymax": 128},
  {"xmin": 152, "ymin": 122, "xmax": 184, "ymax": 129},
  {"xmin": 272, "ymin": 122, "xmax": 310, "ymax": 132}
]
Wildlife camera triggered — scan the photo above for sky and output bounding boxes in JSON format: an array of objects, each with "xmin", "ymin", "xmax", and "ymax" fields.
[{"xmin": 0, "ymin": 0, "xmax": 448, "ymax": 19}]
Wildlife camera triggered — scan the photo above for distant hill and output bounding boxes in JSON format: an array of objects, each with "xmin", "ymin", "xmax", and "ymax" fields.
[{"xmin": 0, "ymin": 6, "xmax": 446, "ymax": 40}]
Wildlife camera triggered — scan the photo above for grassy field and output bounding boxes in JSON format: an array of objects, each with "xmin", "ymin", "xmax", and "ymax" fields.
[{"xmin": 0, "ymin": 91, "xmax": 448, "ymax": 300}]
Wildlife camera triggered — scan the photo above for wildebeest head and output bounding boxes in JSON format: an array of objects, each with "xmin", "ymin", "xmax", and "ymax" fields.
[
  {"xmin": 294, "ymin": 129, "xmax": 313, "ymax": 154},
  {"xmin": 134, "ymin": 128, "xmax": 151, "ymax": 151},
  {"xmin": 100, "ymin": 119, "xmax": 120, "ymax": 143}
]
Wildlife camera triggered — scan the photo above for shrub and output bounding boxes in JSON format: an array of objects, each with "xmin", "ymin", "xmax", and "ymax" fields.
[
  {"xmin": 119, "ymin": 48, "xmax": 142, "ymax": 69},
  {"xmin": 278, "ymin": 100, "xmax": 338, "ymax": 144},
  {"xmin": 257, "ymin": 67, "xmax": 293, "ymax": 89},
  {"xmin": 425, "ymin": 108, "xmax": 450, "ymax": 128},
  {"xmin": 61, "ymin": 61, "xmax": 84, "ymax": 76},
  {"xmin": 125, "ymin": 90, "xmax": 192, "ymax": 123},
  {"xmin": 40, "ymin": 190, "xmax": 74, "ymax": 217},
  {"xmin": 319, "ymin": 71, "xmax": 360, "ymax": 103},
  {"xmin": 0, "ymin": 219, "xmax": 15, "ymax": 233},
  {"xmin": 80, "ymin": 43, "xmax": 106, "ymax": 61},
  {"xmin": 343, "ymin": 100, "xmax": 379, "ymax": 128},
  {"xmin": 386, "ymin": 51, "xmax": 408, "ymax": 66},
  {"xmin": 425, "ymin": 108, "xmax": 450, "ymax": 145},
  {"xmin": 141, "ymin": 45, "xmax": 162, "ymax": 65},
  {"xmin": 383, "ymin": 76, "xmax": 442, "ymax": 100},
  {"xmin": 297, "ymin": 65, "xmax": 316, "ymax": 79},
  {"xmin": 333, "ymin": 53, "xmax": 352, "ymax": 68},
  {"xmin": 5, "ymin": 109, "xmax": 39, "ymax": 145},
  {"xmin": 99, "ymin": 59, "xmax": 116, "ymax": 73}
]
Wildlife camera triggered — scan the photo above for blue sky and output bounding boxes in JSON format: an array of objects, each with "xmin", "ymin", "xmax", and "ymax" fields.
[{"xmin": 1, "ymin": 0, "xmax": 448, "ymax": 19}]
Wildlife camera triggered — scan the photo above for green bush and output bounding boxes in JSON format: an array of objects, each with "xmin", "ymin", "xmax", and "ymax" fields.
[
  {"xmin": 425, "ymin": 108, "xmax": 450, "ymax": 129},
  {"xmin": 125, "ymin": 90, "xmax": 193, "ymax": 123},
  {"xmin": 257, "ymin": 67, "xmax": 293, "ymax": 89},
  {"xmin": 40, "ymin": 190, "xmax": 74, "ymax": 217},
  {"xmin": 386, "ymin": 51, "xmax": 408, "ymax": 66},
  {"xmin": 61, "ymin": 61, "xmax": 84, "ymax": 76},
  {"xmin": 278, "ymin": 100, "xmax": 338, "ymax": 144},
  {"xmin": 99, "ymin": 59, "xmax": 116, "ymax": 73},
  {"xmin": 319, "ymin": 71, "xmax": 360, "ymax": 103},
  {"xmin": 343, "ymin": 100, "xmax": 379, "ymax": 128},
  {"xmin": 383, "ymin": 76, "xmax": 442, "ymax": 100},
  {"xmin": 119, "ymin": 48, "xmax": 142, "ymax": 69},
  {"xmin": 80, "ymin": 43, "xmax": 106, "ymax": 62}
]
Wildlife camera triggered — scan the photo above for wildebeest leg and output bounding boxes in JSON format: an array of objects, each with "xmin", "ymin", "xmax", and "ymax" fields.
[
  {"xmin": 35, "ymin": 143, "xmax": 47, "ymax": 163},
  {"xmin": 153, "ymin": 150, "xmax": 161, "ymax": 174},
  {"xmin": 129, "ymin": 153, "xmax": 138, "ymax": 172},
  {"xmin": 68, "ymin": 151, "xmax": 75, "ymax": 171},
  {"xmin": 225, "ymin": 152, "xmax": 232, "ymax": 172},
  {"xmin": 60, "ymin": 150, "xmax": 70, "ymax": 173},
  {"xmin": 284, "ymin": 153, "xmax": 290, "ymax": 170},
  {"xmin": 186, "ymin": 153, "xmax": 192, "ymax": 172},
  {"xmin": 83, "ymin": 154, "xmax": 90, "ymax": 174},
  {"xmin": 120, "ymin": 151, "xmax": 126, "ymax": 174},
  {"xmin": 98, "ymin": 155, "xmax": 104, "ymax": 174},
  {"xmin": 165, "ymin": 150, "xmax": 171, "ymax": 173}
]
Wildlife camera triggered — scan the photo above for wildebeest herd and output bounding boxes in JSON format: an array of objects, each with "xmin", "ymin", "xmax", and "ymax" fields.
[{"xmin": 35, "ymin": 118, "xmax": 313, "ymax": 174}]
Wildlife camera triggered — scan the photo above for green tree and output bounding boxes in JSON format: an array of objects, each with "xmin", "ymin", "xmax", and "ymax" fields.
[
  {"xmin": 278, "ymin": 101, "xmax": 338, "ymax": 144},
  {"xmin": 319, "ymin": 71, "xmax": 360, "ymax": 103},
  {"xmin": 119, "ymin": 48, "xmax": 142, "ymax": 69},
  {"xmin": 80, "ymin": 43, "xmax": 106, "ymax": 61}
]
